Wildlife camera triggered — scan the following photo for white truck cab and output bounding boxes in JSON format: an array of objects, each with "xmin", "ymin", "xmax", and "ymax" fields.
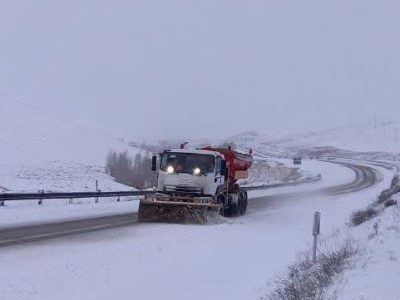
[{"xmin": 152, "ymin": 149, "xmax": 226, "ymax": 197}]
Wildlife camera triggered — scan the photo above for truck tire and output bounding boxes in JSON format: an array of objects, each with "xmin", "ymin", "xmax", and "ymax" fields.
[
  {"xmin": 230, "ymin": 201, "xmax": 241, "ymax": 217},
  {"xmin": 239, "ymin": 192, "xmax": 247, "ymax": 215},
  {"xmin": 223, "ymin": 194, "xmax": 240, "ymax": 217}
]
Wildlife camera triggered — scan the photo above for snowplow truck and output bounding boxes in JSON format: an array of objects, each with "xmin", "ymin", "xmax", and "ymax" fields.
[{"xmin": 138, "ymin": 146, "xmax": 253, "ymax": 224}]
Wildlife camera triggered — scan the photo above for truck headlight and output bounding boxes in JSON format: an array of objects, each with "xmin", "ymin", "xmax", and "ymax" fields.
[
  {"xmin": 193, "ymin": 168, "xmax": 201, "ymax": 175},
  {"xmin": 167, "ymin": 166, "xmax": 174, "ymax": 173}
]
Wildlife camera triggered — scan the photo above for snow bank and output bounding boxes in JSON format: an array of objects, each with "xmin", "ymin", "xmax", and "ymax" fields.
[
  {"xmin": 328, "ymin": 199, "xmax": 400, "ymax": 299},
  {"xmin": 266, "ymin": 174, "xmax": 400, "ymax": 300}
]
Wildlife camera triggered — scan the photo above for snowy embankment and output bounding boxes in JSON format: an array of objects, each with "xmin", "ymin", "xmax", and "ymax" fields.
[
  {"xmin": 327, "ymin": 174, "xmax": 400, "ymax": 299},
  {"xmin": 265, "ymin": 172, "xmax": 400, "ymax": 300},
  {"xmin": 240, "ymin": 159, "xmax": 321, "ymax": 189}
]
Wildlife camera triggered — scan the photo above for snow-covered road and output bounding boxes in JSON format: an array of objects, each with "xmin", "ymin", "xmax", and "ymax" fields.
[
  {"xmin": 0, "ymin": 159, "xmax": 394, "ymax": 300},
  {"xmin": 0, "ymin": 160, "xmax": 378, "ymax": 247}
]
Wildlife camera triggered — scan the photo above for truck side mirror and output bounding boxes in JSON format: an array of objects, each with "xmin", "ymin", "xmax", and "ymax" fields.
[
  {"xmin": 220, "ymin": 160, "xmax": 227, "ymax": 176},
  {"xmin": 151, "ymin": 155, "xmax": 157, "ymax": 171}
]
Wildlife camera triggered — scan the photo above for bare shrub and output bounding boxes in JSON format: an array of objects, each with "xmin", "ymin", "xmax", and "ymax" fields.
[
  {"xmin": 391, "ymin": 174, "xmax": 399, "ymax": 187},
  {"xmin": 351, "ymin": 207, "xmax": 379, "ymax": 226},
  {"xmin": 377, "ymin": 174, "xmax": 400, "ymax": 204},
  {"xmin": 267, "ymin": 240, "xmax": 357, "ymax": 300},
  {"xmin": 384, "ymin": 199, "xmax": 397, "ymax": 207},
  {"xmin": 350, "ymin": 174, "xmax": 400, "ymax": 226},
  {"xmin": 105, "ymin": 150, "xmax": 157, "ymax": 189}
]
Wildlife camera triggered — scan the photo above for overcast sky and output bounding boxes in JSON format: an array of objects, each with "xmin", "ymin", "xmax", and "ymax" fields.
[{"xmin": 0, "ymin": 1, "xmax": 399, "ymax": 139}]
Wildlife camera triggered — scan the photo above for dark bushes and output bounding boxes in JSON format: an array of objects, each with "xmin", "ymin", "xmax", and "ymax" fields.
[
  {"xmin": 105, "ymin": 150, "xmax": 157, "ymax": 189},
  {"xmin": 267, "ymin": 240, "xmax": 356, "ymax": 300},
  {"xmin": 351, "ymin": 207, "xmax": 379, "ymax": 226}
]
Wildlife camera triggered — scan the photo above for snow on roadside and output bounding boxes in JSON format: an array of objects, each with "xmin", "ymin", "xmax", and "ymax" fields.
[
  {"xmin": 263, "ymin": 170, "xmax": 400, "ymax": 300},
  {"xmin": 326, "ymin": 184, "xmax": 400, "ymax": 299},
  {"xmin": 240, "ymin": 160, "xmax": 304, "ymax": 187},
  {"xmin": 0, "ymin": 199, "xmax": 139, "ymax": 228}
]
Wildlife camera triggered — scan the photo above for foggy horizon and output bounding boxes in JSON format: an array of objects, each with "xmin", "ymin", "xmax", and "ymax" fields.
[{"xmin": 1, "ymin": 1, "xmax": 399, "ymax": 140}]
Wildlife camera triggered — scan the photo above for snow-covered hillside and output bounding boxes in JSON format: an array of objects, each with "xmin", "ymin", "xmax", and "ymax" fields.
[
  {"xmin": 228, "ymin": 121, "xmax": 400, "ymax": 156},
  {"xmin": 0, "ymin": 99, "xmax": 143, "ymax": 192}
]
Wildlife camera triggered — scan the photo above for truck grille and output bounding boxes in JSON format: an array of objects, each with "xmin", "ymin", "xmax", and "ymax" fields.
[{"xmin": 164, "ymin": 185, "xmax": 203, "ymax": 194}]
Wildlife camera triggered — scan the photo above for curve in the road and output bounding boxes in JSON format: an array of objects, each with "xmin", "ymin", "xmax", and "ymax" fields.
[
  {"xmin": 0, "ymin": 160, "xmax": 381, "ymax": 248},
  {"xmin": 247, "ymin": 160, "xmax": 381, "ymax": 212},
  {"xmin": 322, "ymin": 161, "xmax": 380, "ymax": 195}
]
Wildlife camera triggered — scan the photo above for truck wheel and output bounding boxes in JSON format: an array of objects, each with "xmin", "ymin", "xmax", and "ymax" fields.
[
  {"xmin": 225, "ymin": 195, "xmax": 240, "ymax": 217},
  {"xmin": 229, "ymin": 202, "xmax": 240, "ymax": 217},
  {"xmin": 240, "ymin": 198, "xmax": 247, "ymax": 215},
  {"xmin": 217, "ymin": 194, "xmax": 226, "ymax": 216},
  {"xmin": 239, "ymin": 192, "xmax": 247, "ymax": 215}
]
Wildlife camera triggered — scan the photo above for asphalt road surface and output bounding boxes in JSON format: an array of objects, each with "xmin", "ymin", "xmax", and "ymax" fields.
[{"xmin": 0, "ymin": 160, "xmax": 380, "ymax": 248}]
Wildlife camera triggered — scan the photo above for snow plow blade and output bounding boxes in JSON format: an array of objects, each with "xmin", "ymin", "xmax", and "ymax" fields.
[{"xmin": 138, "ymin": 194, "xmax": 222, "ymax": 224}]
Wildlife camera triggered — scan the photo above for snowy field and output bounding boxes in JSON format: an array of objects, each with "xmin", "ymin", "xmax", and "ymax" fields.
[
  {"xmin": 0, "ymin": 160, "xmax": 394, "ymax": 300},
  {"xmin": 0, "ymin": 99, "xmax": 144, "ymax": 193}
]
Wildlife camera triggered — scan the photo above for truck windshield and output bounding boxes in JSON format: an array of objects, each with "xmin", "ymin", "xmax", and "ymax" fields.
[{"xmin": 160, "ymin": 153, "xmax": 215, "ymax": 174}]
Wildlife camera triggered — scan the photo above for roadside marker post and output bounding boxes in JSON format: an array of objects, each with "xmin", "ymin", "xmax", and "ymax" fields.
[{"xmin": 312, "ymin": 212, "xmax": 321, "ymax": 263}]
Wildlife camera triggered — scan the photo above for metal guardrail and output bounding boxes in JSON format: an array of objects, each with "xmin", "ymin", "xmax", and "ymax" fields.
[
  {"xmin": 0, "ymin": 176, "xmax": 322, "ymax": 203},
  {"xmin": 0, "ymin": 190, "xmax": 153, "ymax": 202}
]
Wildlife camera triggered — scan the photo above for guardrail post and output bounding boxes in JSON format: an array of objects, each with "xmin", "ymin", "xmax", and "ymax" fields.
[
  {"xmin": 69, "ymin": 198, "xmax": 73, "ymax": 205},
  {"xmin": 0, "ymin": 200, "xmax": 4, "ymax": 207},
  {"xmin": 95, "ymin": 180, "xmax": 99, "ymax": 203},
  {"xmin": 117, "ymin": 196, "xmax": 120, "ymax": 202},
  {"xmin": 38, "ymin": 190, "xmax": 44, "ymax": 205}
]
